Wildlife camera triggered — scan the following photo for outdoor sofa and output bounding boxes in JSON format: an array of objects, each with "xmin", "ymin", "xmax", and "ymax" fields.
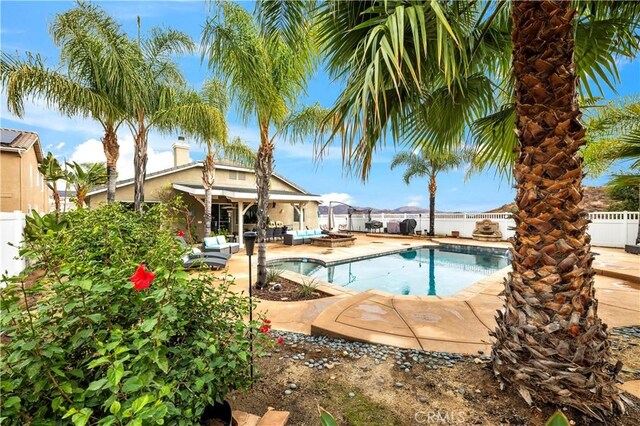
[
  {"xmin": 202, "ymin": 235, "xmax": 240, "ymax": 254},
  {"xmin": 283, "ymin": 229, "xmax": 326, "ymax": 245}
]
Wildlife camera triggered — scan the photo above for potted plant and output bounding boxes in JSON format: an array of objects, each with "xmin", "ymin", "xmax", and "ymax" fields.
[{"xmin": 0, "ymin": 203, "xmax": 269, "ymax": 424}]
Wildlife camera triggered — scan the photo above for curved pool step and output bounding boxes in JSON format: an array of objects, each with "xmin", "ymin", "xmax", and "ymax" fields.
[{"xmin": 311, "ymin": 291, "xmax": 495, "ymax": 355}]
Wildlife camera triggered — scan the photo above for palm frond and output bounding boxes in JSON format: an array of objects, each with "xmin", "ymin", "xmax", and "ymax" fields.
[{"xmin": 220, "ymin": 137, "xmax": 256, "ymax": 166}]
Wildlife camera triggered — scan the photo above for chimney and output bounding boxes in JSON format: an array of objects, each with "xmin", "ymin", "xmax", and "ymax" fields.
[{"xmin": 172, "ymin": 136, "xmax": 190, "ymax": 167}]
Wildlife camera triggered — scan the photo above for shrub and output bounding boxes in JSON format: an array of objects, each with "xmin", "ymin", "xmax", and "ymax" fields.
[
  {"xmin": 0, "ymin": 203, "xmax": 267, "ymax": 424},
  {"xmin": 298, "ymin": 278, "xmax": 320, "ymax": 298},
  {"xmin": 266, "ymin": 268, "xmax": 284, "ymax": 283}
]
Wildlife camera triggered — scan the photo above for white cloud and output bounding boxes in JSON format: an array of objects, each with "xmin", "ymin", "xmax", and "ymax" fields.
[
  {"xmin": 406, "ymin": 195, "xmax": 425, "ymax": 207},
  {"xmin": 55, "ymin": 142, "xmax": 65, "ymax": 150},
  {"xmin": 0, "ymin": 96, "xmax": 103, "ymax": 137},
  {"xmin": 69, "ymin": 133, "xmax": 181, "ymax": 182},
  {"xmin": 319, "ymin": 192, "xmax": 354, "ymax": 206}
]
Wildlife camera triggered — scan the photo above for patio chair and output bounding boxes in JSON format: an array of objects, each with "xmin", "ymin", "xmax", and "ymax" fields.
[
  {"xmin": 182, "ymin": 254, "xmax": 228, "ymax": 270},
  {"xmin": 266, "ymin": 227, "xmax": 274, "ymax": 242},
  {"xmin": 273, "ymin": 227, "xmax": 283, "ymax": 241}
]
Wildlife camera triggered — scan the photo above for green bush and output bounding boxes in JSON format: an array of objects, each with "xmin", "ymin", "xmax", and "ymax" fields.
[{"xmin": 1, "ymin": 203, "xmax": 267, "ymax": 424}]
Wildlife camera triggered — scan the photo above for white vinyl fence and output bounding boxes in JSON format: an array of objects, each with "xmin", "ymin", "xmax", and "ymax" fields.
[
  {"xmin": 320, "ymin": 211, "xmax": 639, "ymax": 248},
  {"xmin": 1, "ymin": 211, "xmax": 27, "ymax": 278}
]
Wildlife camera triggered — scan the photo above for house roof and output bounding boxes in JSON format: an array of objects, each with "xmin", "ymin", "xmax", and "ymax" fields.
[
  {"xmin": 172, "ymin": 183, "xmax": 321, "ymax": 203},
  {"xmin": 0, "ymin": 128, "xmax": 44, "ymax": 162},
  {"xmin": 86, "ymin": 160, "xmax": 314, "ymax": 197}
]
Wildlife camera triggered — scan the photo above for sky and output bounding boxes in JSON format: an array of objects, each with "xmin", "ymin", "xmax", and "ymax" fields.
[{"xmin": 1, "ymin": 1, "xmax": 639, "ymax": 211}]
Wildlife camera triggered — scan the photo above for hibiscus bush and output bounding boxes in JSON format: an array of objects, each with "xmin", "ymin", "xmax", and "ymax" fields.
[{"xmin": 0, "ymin": 203, "xmax": 268, "ymax": 424}]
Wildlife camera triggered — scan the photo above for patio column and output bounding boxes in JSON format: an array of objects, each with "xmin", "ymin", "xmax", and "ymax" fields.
[
  {"xmin": 237, "ymin": 201, "xmax": 244, "ymax": 247},
  {"xmin": 299, "ymin": 202, "xmax": 307, "ymax": 230}
]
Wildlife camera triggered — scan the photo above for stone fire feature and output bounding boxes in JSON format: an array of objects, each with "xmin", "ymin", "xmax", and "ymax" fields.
[
  {"xmin": 311, "ymin": 234, "xmax": 357, "ymax": 248},
  {"xmin": 472, "ymin": 219, "xmax": 503, "ymax": 242}
]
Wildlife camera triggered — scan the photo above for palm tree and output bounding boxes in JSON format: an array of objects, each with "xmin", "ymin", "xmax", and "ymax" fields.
[
  {"xmin": 197, "ymin": 79, "xmax": 256, "ymax": 238},
  {"xmin": 126, "ymin": 23, "xmax": 228, "ymax": 213},
  {"xmin": 38, "ymin": 152, "xmax": 66, "ymax": 217},
  {"xmin": 1, "ymin": 2, "xmax": 140, "ymax": 203},
  {"xmin": 317, "ymin": 0, "xmax": 640, "ymax": 417},
  {"xmin": 391, "ymin": 149, "xmax": 468, "ymax": 236},
  {"xmin": 64, "ymin": 162, "xmax": 107, "ymax": 208},
  {"xmin": 583, "ymin": 98, "xmax": 640, "ymax": 244},
  {"xmin": 201, "ymin": 1, "xmax": 319, "ymax": 288}
]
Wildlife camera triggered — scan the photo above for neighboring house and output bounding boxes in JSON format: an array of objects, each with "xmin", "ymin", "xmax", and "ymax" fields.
[
  {"xmin": 50, "ymin": 190, "xmax": 77, "ymax": 212},
  {"xmin": 86, "ymin": 139, "xmax": 321, "ymax": 245},
  {"xmin": 0, "ymin": 128, "xmax": 50, "ymax": 214}
]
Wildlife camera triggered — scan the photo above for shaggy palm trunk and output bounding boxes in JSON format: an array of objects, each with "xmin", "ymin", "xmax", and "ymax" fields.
[
  {"xmin": 255, "ymin": 121, "xmax": 273, "ymax": 289},
  {"xmin": 51, "ymin": 186, "xmax": 61, "ymax": 217},
  {"xmin": 203, "ymin": 151, "xmax": 215, "ymax": 238},
  {"xmin": 102, "ymin": 124, "xmax": 119, "ymax": 203},
  {"xmin": 491, "ymin": 0, "xmax": 622, "ymax": 419},
  {"xmin": 428, "ymin": 174, "xmax": 436, "ymax": 236},
  {"xmin": 133, "ymin": 114, "xmax": 147, "ymax": 213}
]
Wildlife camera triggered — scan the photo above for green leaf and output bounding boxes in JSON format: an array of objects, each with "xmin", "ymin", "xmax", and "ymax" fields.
[
  {"xmin": 131, "ymin": 394, "xmax": 153, "ymax": 414},
  {"xmin": 140, "ymin": 318, "xmax": 158, "ymax": 332},
  {"xmin": 122, "ymin": 376, "xmax": 144, "ymax": 393},
  {"xmin": 319, "ymin": 407, "xmax": 339, "ymax": 426},
  {"xmin": 78, "ymin": 279, "xmax": 92, "ymax": 291},
  {"xmin": 86, "ymin": 313, "xmax": 103, "ymax": 323},
  {"xmin": 88, "ymin": 356, "xmax": 110, "ymax": 369},
  {"xmin": 51, "ymin": 396, "xmax": 63, "ymax": 412},
  {"xmin": 88, "ymin": 378, "xmax": 108, "ymax": 391},
  {"xmin": 72, "ymin": 408, "xmax": 93, "ymax": 426},
  {"xmin": 3, "ymin": 396, "xmax": 20, "ymax": 408},
  {"xmin": 109, "ymin": 400, "xmax": 121, "ymax": 415},
  {"xmin": 107, "ymin": 364, "xmax": 124, "ymax": 387},
  {"xmin": 238, "ymin": 351, "xmax": 247, "ymax": 362},
  {"xmin": 546, "ymin": 411, "xmax": 570, "ymax": 426},
  {"xmin": 62, "ymin": 407, "xmax": 77, "ymax": 419}
]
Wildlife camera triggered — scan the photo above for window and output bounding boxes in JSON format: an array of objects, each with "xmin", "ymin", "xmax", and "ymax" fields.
[
  {"xmin": 293, "ymin": 207, "xmax": 305, "ymax": 222},
  {"xmin": 228, "ymin": 170, "xmax": 246, "ymax": 181}
]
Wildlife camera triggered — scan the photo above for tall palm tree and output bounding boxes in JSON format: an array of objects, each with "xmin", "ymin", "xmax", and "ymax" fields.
[
  {"xmin": 126, "ymin": 24, "xmax": 228, "ymax": 213},
  {"xmin": 583, "ymin": 98, "xmax": 640, "ymax": 244},
  {"xmin": 64, "ymin": 161, "xmax": 107, "ymax": 208},
  {"xmin": 201, "ymin": 0, "xmax": 319, "ymax": 288},
  {"xmin": 0, "ymin": 2, "xmax": 140, "ymax": 203},
  {"xmin": 317, "ymin": 0, "xmax": 640, "ymax": 417},
  {"xmin": 198, "ymin": 79, "xmax": 256, "ymax": 238},
  {"xmin": 391, "ymin": 149, "xmax": 469, "ymax": 236}
]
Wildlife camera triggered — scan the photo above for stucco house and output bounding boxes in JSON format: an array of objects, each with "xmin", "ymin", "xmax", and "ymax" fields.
[
  {"xmin": 0, "ymin": 128, "xmax": 50, "ymax": 214},
  {"xmin": 86, "ymin": 139, "xmax": 321, "ymax": 246}
]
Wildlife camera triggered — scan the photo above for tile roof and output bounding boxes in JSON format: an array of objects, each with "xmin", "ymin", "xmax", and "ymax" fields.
[{"xmin": 0, "ymin": 128, "xmax": 43, "ymax": 161}]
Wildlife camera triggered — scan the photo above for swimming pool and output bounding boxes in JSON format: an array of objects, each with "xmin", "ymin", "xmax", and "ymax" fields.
[{"xmin": 270, "ymin": 247, "xmax": 510, "ymax": 296}]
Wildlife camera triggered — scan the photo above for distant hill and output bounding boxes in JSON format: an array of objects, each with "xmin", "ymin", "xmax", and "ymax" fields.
[
  {"xmin": 485, "ymin": 186, "xmax": 612, "ymax": 213},
  {"xmin": 318, "ymin": 205, "xmax": 431, "ymax": 215},
  {"xmin": 318, "ymin": 187, "xmax": 613, "ymax": 215}
]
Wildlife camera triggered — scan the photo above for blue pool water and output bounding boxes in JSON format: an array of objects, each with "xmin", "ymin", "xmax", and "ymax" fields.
[{"xmin": 270, "ymin": 248, "xmax": 510, "ymax": 296}]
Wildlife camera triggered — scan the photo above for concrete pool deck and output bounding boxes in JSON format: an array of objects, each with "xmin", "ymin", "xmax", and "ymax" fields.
[{"xmin": 220, "ymin": 234, "xmax": 640, "ymax": 355}]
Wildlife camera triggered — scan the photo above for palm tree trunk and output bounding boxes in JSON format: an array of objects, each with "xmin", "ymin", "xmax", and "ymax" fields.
[
  {"xmin": 255, "ymin": 120, "xmax": 273, "ymax": 289},
  {"xmin": 133, "ymin": 114, "xmax": 147, "ymax": 213},
  {"xmin": 102, "ymin": 124, "xmax": 119, "ymax": 203},
  {"xmin": 51, "ymin": 185, "xmax": 60, "ymax": 219},
  {"xmin": 428, "ymin": 174, "xmax": 436, "ymax": 236},
  {"xmin": 492, "ymin": 0, "xmax": 622, "ymax": 419},
  {"xmin": 203, "ymin": 151, "xmax": 215, "ymax": 239}
]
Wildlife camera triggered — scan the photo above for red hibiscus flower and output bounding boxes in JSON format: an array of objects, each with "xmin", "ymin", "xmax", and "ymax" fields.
[
  {"xmin": 264, "ymin": 319, "xmax": 271, "ymax": 324},
  {"xmin": 277, "ymin": 336, "xmax": 284, "ymax": 344},
  {"xmin": 130, "ymin": 264, "xmax": 155, "ymax": 291},
  {"xmin": 260, "ymin": 325, "xmax": 270, "ymax": 335},
  {"xmin": 176, "ymin": 230, "xmax": 185, "ymax": 237}
]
